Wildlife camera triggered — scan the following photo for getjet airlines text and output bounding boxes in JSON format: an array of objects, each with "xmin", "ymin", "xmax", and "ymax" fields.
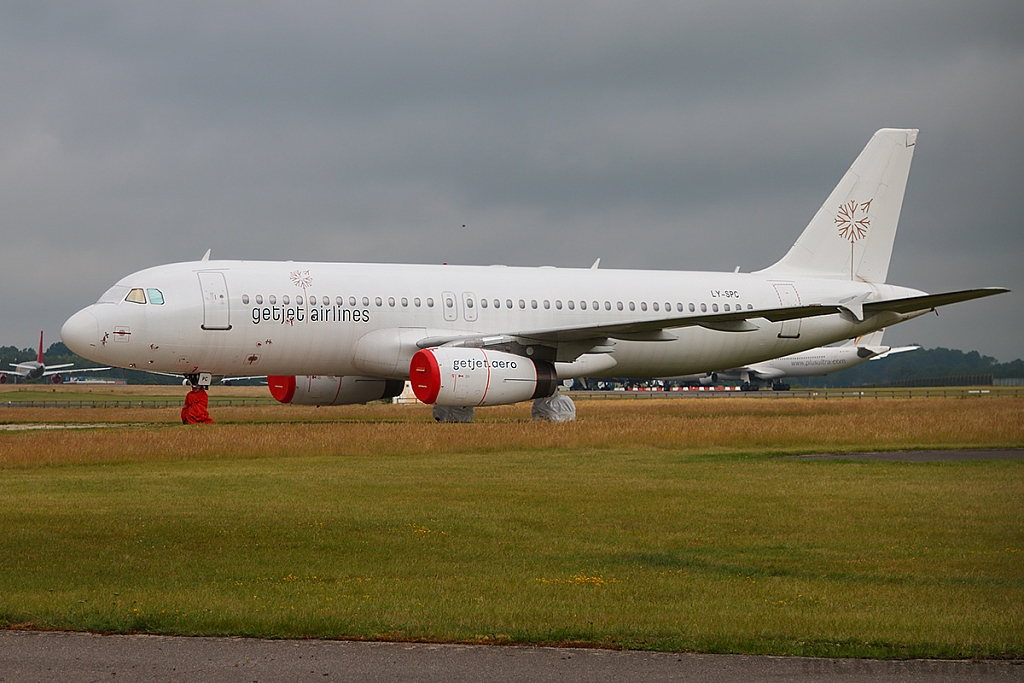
[{"xmin": 251, "ymin": 305, "xmax": 370, "ymax": 325}]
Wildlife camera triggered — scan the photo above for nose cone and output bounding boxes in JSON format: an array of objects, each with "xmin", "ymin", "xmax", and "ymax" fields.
[{"xmin": 62, "ymin": 308, "xmax": 100, "ymax": 360}]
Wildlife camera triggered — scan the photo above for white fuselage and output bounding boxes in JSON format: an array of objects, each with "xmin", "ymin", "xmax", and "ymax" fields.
[{"xmin": 61, "ymin": 259, "xmax": 925, "ymax": 381}]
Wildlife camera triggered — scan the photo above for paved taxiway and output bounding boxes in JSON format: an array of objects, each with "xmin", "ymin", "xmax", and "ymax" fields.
[{"xmin": 1, "ymin": 631, "xmax": 1022, "ymax": 683}]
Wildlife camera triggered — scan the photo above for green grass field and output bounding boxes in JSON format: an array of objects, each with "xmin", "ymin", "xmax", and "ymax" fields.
[{"xmin": 1, "ymin": 397, "xmax": 1022, "ymax": 657}]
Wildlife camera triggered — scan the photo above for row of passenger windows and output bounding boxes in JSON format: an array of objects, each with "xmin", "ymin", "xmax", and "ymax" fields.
[
  {"xmin": 125, "ymin": 288, "xmax": 164, "ymax": 305},
  {"xmin": 242, "ymin": 294, "xmax": 435, "ymax": 308},
  {"xmin": 463, "ymin": 298, "xmax": 753, "ymax": 314},
  {"xmin": 242, "ymin": 292, "xmax": 753, "ymax": 315}
]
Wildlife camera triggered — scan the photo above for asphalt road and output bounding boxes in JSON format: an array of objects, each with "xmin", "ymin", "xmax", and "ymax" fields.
[{"xmin": 1, "ymin": 631, "xmax": 1022, "ymax": 683}]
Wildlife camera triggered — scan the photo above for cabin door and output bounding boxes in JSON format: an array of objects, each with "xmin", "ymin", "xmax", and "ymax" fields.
[{"xmin": 198, "ymin": 272, "xmax": 232, "ymax": 330}]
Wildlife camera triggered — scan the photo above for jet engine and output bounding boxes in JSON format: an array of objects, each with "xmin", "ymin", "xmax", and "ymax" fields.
[
  {"xmin": 50, "ymin": 374, "xmax": 64, "ymax": 384},
  {"xmin": 268, "ymin": 375, "xmax": 405, "ymax": 406},
  {"xmin": 409, "ymin": 348, "xmax": 557, "ymax": 407},
  {"xmin": 698, "ymin": 372, "xmax": 718, "ymax": 386}
]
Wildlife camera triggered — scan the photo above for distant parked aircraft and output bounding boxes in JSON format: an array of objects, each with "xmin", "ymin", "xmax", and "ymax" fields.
[
  {"xmin": 0, "ymin": 331, "xmax": 110, "ymax": 384},
  {"xmin": 672, "ymin": 329, "xmax": 919, "ymax": 390}
]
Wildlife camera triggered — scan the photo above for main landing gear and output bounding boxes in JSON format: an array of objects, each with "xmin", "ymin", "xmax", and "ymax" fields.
[{"xmin": 431, "ymin": 394, "xmax": 578, "ymax": 423}]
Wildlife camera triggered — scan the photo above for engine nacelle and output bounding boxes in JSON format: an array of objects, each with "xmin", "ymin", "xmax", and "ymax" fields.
[
  {"xmin": 0, "ymin": 374, "xmax": 8, "ymax": 385},
  {"xmin": 268, "ymin": 375, "xmax": 405, "ymax": 406},
  {"xmin": 410, "ymin": 348, "xmax": 557, "ymax": 407},
  {"xmin": 49, "ymin": 374, "xmax": 64, "ymax": 384},
  {"xmin": 699, "ymin": 372, "xmax": 718, "ymax": 386}
]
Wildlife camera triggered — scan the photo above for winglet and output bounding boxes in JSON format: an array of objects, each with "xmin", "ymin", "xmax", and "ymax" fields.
[{"xmin": 201, "ymin": 249, "xmax": 211, "ymax": 262}]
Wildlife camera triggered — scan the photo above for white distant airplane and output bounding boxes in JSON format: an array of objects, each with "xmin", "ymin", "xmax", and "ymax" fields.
[
  {"xmin": 0, "ymin": 331, "xmax": 110, "ymax": 385},
  {"xmin": 61, "ymin": 129, "xmax": 1007, "ymax": 418},
  {"xmin": 674, "ymin": 329, "xmax": 919, "ymax": 391}
]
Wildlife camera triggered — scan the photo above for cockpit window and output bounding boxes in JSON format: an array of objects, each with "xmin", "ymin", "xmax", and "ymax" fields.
[
  {"xmin": 125, "ymin": 288, "xmax": 147, "ymax": 304},
  {"xmin": 147, "ymin": 289, "xmax": 164, "ymax": 305},
  {"xmin": 97, "ymin": 285, "xmax": 130, "ymax": 304}
]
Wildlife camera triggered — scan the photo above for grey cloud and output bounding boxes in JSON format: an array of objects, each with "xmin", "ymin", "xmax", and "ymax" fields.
[{"xmin": 0, "ymin": 0, "xmax": 1021, "ymax": 360}]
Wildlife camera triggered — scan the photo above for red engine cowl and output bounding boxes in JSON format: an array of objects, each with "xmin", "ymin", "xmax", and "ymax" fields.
[
  {"xmin": 50, "ymin": 374, "xmax": 64, "ymax": 384},
  {"xmin": 410, "ymin": 348, "xmax": 557, "ymax": 407},
  {"xmin": 268, "ymin": 375, "xmax": 404, "ymax": 406}
]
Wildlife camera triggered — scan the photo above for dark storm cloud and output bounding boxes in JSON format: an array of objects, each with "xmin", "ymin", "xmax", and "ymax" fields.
[{"xmin": 1, "ymin": 1, "xmax": 1021, "ymax": 359}]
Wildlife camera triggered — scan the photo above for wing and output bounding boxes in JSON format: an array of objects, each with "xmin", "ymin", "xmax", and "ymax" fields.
[
  {"xmin": 43, "ymin": 366, "xmax": 109, "ymax": 376},
  {"xmin": 415, "ymin": 287, "xmax": 1008, "ymax": 361}
]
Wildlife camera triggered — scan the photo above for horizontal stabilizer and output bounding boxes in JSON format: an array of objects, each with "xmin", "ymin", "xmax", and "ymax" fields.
[{"xmin": 863, "ymin": 287, "xmax": 1009, "ymax": 316}]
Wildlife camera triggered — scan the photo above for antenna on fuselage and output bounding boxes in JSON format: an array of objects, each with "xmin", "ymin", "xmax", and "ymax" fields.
[
  {"xmin": 201, "ymin": 249, "xmax": 211, "ymax": 262},
  {"xmin": 591, "ymin": 258, "xmax": 601, "ymax": 270}
]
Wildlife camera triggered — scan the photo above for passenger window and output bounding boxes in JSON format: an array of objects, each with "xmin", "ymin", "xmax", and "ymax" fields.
[
  {"xmin": 604, "ymin": 301, "xmax": 611, "ymax": 311},
  {"xmin": 242, "ymin": 294, "xmax": 250, "ymax": 305},
  {"xmin": 446, "ymin": 296, "xmax": 454, "ymax": 308},
  {"xmin": 689, "ymin": 303, "xmax": 695, "ymax": 312},
  {"xmin": 724, "ymin": 304, "xmax": 730, "ymax": 312},
  {"xmin": 296, "ymin": 295, "xmax": 303, "ymax": 305},
  {"xmin": 283, "ymin": 295, "xmax": 290, "ymax": 305},
  {"xmin": 518, "ymin": 299, "xmax": 525, "ymax": 309},
  {"xmin": 362, "ymin": 297, "xmax": 370, "ymax": 306},
  {"xmin": 414, "ymin": 298, "xmax": 421, "ymax": 307},
  {"xmin": 147, "ymin": 289, "xmax": 164, "ymax": 305},
  {"xmin": 480, "ymin": 299, "xmax": 487, "ymax": 308},
  {"xmin": 336, "ymin": 296, "xmax": 343, "ymax": 306},
  {"xmin": 389, "ymin": 297, "xmax": 396, "ymax": 307},
  {"xmin": 568, "ymin": 300, "xmax": 575, "ymax": 310},
  {"xmin": 555, "ymin": 300, "xmax": 562, "ymax": 310},
  {"xmin": 531, "ymin": 300, "xmax": 537, "ymax": 309},
  {"xmin": 676, "ymin": 303, "xmax": 683, "ymax": 312},
  {"xmin": 375, "ymin": 297, "xmax": 383, "ymax": 307},
  {"xmin": 348, "ymin": 296, "xmax": 355, "ymax": 306},
  {"xmin": 700, "ymin": 303, "xmax": 707, "ymax": 312},
  {"xmin": 268, "ymin": 295, "xmax": 276, "ymax": 305},
  {"xmin": 653, "ymin": 302, "xmax": 659, "ymax": 312},
  {"xmin": 665, "ymin": 302, "xmax": 671, "ymax": 312},
  {"xmin": 323, "ymin": 296, "xmax": 330, "ymax": 306},
  {"xmin": 543, "ymin": 300, "xmax": 550, "ymax": 309},
  {"xmin": 640, "ymin": 302, "xmax": 647, "ymax": 311},
  {"xmin": 747, "ymin": 303, "xmax": 754, "ymax": 310},
  {"xmin": 427, "ymin": 298, "xmax": 434, "ymax": 307},
  {"xmin": 401, "ymin": 297, "xmax": 408, "ymax": 307},
  {"xmin": 506, "ymin": 299, "xmax": 513, "ymax": 309},
  {"xmin": 580, "ymin": 301, "xmax": 587, "ymax": 310},
  {"xmin": 629, "ymin": 302, "xmax": 635, "ymax": 311},
  {"xmin": 493, "ymin": 299, "xmax": 500, "ymax": 309},
  {"xmin": 617, "ymin": 301, "xmax": 623, "ymax": 311},
  {"xmin": 712, "ymin": 303, "xmax": 719, "ymax": 312},
  {"xmin": 467, "ymin": 298, "xmax": 474, "ymax": 308},
  {"xmin": 255, "ymin": 295, "xmax": 263, "ymax": 305},
  {"xmin": 592, "ymin": 301, "xmax": 599, "ymax": 311}
]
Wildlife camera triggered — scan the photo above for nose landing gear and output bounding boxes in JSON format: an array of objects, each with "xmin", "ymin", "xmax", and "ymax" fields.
[{"xmin": 182, "ymin": 372, "xmax": 214, "ymax": 424}]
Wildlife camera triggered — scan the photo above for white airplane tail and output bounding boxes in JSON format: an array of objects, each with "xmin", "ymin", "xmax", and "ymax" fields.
[{"xmin": 759, "ymin": 128, "xmax": 918, "ymax": 283}]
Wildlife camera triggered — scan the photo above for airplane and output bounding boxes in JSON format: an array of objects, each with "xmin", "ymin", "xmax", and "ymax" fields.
[
  {"xmin": 672, "ymin": 329, "xmax": 919, "ymax": 391},
  {"xmin": 60, "ymin": 129, "xmax": 1008, "ymax": 420},
  {"xmin": 0, "ymin": 331, "xmax": 110, "ymax": 385}
]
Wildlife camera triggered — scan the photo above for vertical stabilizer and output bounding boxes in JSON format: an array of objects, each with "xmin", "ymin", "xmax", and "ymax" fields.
[
  {"xmin": 759, "ymin": 129, "xmax": 917, "ymax": 283},
  {"xmin": 38, "ymin": 331, "xmax": 44, "ymax": 364}
]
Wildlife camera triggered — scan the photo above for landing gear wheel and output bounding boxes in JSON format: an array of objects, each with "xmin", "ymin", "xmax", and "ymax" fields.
[{"xmin": 531, "ymin": 393, "xmax": 576, "ymax": 422}]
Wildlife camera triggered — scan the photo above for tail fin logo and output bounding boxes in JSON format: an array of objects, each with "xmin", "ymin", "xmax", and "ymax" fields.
[
  {"xmin": 835, "ymin": 199, "xmax": 872, "ymax": 243},
  {"xmin": 836, "ymin": 199, "xmax": 872, "ymax": 279}
]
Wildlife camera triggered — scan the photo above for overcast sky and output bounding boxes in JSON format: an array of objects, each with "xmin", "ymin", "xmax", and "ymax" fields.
[{"xmin": 2, "ymin": 1, "xmax": 1021, "ymax": 360}]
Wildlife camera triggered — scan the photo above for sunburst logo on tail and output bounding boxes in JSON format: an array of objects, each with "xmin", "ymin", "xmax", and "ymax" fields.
[{"xmin": 836, "ymin": 199, "xmax": 872, "ymax": 279}]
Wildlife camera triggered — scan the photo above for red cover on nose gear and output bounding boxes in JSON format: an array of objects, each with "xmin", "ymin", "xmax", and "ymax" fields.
[{"xmin": 181, "ymin": 388, "xmax": 214, "ymax": 424}]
